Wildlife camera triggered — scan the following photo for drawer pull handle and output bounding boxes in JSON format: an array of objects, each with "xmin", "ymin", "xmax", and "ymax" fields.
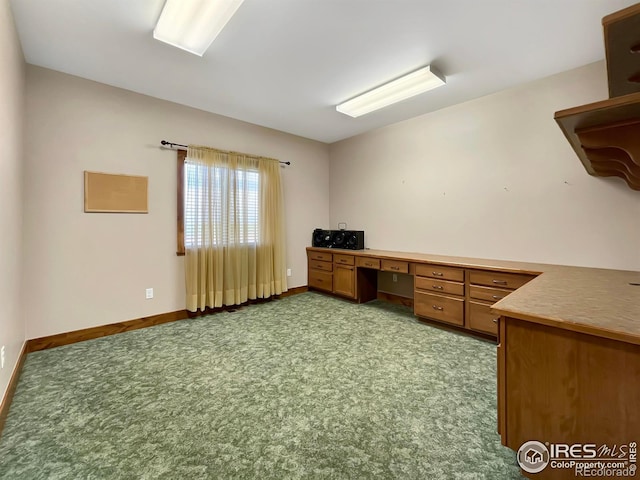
[
  {"xmin": 492, "ymin": 295, "xmax": 503, "ymax": 300},
  {"xmin": 432, "ymin": 285, "xmax": 444, "ymax": 290},
  {"xmin": 492, "ymin": 318, "xmax": 499, "ymax": 324},
  {"xmin": 492, "ymin": 280, "xmax": 507, "ymax": 285},
  {"xmin": 390, "ymin": 266, "xmax": 400, "ymax": 271},
  {"xmin": 365, "ymin": 262, "xmax": 373, "ymax": 267},
  {"xmin": 432, "ymin": 272, "xmax": 444, "ymax": 276},
  {"xmin": 432, "ymin": 305, "xmax": 444, "ymax": 311}
]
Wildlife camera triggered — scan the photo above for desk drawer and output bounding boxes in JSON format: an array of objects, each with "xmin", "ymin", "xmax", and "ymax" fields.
[
  {"xmin": 308, "ymin": 259, "xmax": 332, "ymax": 272},
  {"xmin": 308, "ymin": 269, "xmax": 333, "ymax": 292},
  {"xmin": 469, "ymin": 285, "xmax": 510, "ymax": 303},
  {"xmin": 469, "ymin": 270, "xmax": 535, "ymax": 290},
  {"xmin": 414, "ymin": 292, "xmax": 464, "ymax": 326},
  {"xmin": 415, "ymin": 277, "xmax": 464, "ymax": 296},
  {"xmin": 309, "ymin": 251, "xmax": 333, "ymax": 262},
  {"xmin": 468, "ymin": 301, "xmax": 499, "ymax": 335},
  {"xmin": 415, "ymin": 264, "xmax": 464, "ymax": 282},
  {"xmin": 356, "ymin": 257, "xmax": 380, "ymax": 269},
  {"xmin": 334, "ymin": 254, "xmax": 355, "ymax": 266},
  {"xmin": 381, "ymin": 259, "xmax": 409, "ymax": 273}
]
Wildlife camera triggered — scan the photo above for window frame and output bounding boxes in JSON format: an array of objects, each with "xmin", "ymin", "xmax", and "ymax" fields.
[{"xmin": 176, "ymin": 149, "xmax": 186, "ymax": 256}]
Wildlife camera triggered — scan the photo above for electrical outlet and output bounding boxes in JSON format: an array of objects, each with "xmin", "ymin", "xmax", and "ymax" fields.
[
  {"xmin": 1, "ymin": 346, "xmax": 5, "ymax": 369},
  {"xmin": 145, "ymin": 288, "xmax": 154, "ymax": 299},
  {"xmin": 286, "ymin": 268, "xmax": 292, "ymax": 277},
  {"xmin": 392, "ymin": 274, "xmax": 398, "ymax": 282}
]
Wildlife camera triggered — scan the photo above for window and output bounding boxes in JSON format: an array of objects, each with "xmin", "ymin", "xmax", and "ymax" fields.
[
  {"xmin": 176, "ymin": 149, "xmax": 261, "ymax": 255},
  {"xmin": 178, "ymin": 146, "xmax": 288, "ymax": 311},
  {"xmin": 183, "ymin": 162, "xmax": 259, "ymax": 248}
]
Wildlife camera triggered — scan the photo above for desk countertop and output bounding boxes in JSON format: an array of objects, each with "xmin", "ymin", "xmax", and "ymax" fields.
[{"xmin": 307, "ymin": 247, "xmax": 640, "ymax": 345}]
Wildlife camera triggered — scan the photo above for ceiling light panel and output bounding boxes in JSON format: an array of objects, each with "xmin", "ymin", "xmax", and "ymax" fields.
[
  {"xmin": 154, "ymin": 0, "xmax": 245, "ymax": 56},
  {"xmin": 336, "ymin": 65, "xmax": 446, "ymax": 117}
]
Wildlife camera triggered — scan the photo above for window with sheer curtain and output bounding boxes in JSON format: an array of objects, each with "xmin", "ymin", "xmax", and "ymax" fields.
[
  {"xmin": 184, "ymin": 165, "xmax": 260, "ymax": 247},
  {"xmin": 181, "ymin": 145, "xmax": 287, "ymax": 312}
]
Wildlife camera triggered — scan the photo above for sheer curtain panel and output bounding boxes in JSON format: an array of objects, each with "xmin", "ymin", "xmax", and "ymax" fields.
[{"xmin": 184, "ymin": 145, "xmax": 287, "ymax": 312}]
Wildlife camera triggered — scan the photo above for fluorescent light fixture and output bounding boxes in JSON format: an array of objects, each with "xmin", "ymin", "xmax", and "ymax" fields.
[
  {"xmin": 336, "ymin": 65, "xmax": 446, "ymax": 117},
  {"xmin": 154, "ymin": 0, "xmax": 245, "ymax": 56}
]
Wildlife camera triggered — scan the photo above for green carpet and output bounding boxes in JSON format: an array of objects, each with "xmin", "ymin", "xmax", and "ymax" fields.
[{"xmin": 0, "ymin": 292, "xmax": 523, "ymax": 479}]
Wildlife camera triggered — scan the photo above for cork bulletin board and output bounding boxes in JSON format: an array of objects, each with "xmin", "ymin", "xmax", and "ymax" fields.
[{"xmin": 84, "ymin": 171, "xmax": 148, "ymax": 213}]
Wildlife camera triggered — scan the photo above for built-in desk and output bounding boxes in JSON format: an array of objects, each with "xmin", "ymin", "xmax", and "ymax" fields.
[
  {"xmin": 492, "ymin": 266, "xmax": 640, "ymax": 479},
  {"xmin": 308, "ymin": 247, "xmax": 542, "ymax": 336},
  {"xmin": 307, "ymin": 247, "xmax": 640, "ymax": 479}
]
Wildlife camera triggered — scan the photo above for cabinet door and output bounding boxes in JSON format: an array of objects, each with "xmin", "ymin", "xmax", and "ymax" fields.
[{"xmin": 333, "ymin": 265, "xmax": 355, "ymax": 298}]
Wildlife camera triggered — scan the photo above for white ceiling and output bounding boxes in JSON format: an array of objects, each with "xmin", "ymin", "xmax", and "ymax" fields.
[{"xmin": 10, "ymin": 0, "xmax": 638, "ymax": 143}]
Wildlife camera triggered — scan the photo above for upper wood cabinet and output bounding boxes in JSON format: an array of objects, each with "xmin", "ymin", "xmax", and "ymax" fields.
[
  {"xmin": 555, "ymin": 3, "xmax": 640, "ymax": 191},
  {"xmin": 603, "ymin": 3, "xmax": 640, "ymax": 98}
]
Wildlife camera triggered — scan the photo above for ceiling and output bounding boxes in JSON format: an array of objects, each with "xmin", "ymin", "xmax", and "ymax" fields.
[{"xmin": 10, "ymin": 0, "xmax": 638, "ymax": 144}]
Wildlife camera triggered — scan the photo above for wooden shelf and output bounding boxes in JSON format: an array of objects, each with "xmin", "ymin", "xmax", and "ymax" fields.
[
  {"xmin": 554, "ymin": 3, "xmax": 640, "ymax": 191},
  {"xmin": 603, "ymin": 3, "xmax": 640, "ymax": 98},
  {"xmin": 554, "ymin": 92, "xmax": 640, "ymax": 190}
]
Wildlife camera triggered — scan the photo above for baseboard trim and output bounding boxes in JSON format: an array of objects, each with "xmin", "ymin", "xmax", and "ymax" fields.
[
  {"xmin": 27, "ymin": 309, "xmax": 190, "ymax": 353},
  {"xmin": 27, "ymin": 286, "xmax": 309, "ymax": 353},
  {"xmin": 278, "ymin": 285, "xmax": 308, "ymax": 297},
  {"xmin": 0, "ymin": 341, "xmax": 28, "ymax": 439}
]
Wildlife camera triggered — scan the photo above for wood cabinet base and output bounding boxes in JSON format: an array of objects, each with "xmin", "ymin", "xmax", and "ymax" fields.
[{"xmin": 499, "ymin": 316, "xmax": 640, "ymax": 479}]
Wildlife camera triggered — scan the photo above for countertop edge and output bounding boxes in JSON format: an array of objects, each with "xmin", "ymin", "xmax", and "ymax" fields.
[
  {"xmin": 490, "ymin": 305, "xmax": 640, "ymax": 346},
  {"xmin": 306, "ymin": 247, "xmax": 546, "ymax": 275}
]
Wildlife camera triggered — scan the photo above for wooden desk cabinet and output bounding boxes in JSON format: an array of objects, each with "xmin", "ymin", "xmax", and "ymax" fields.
[
  {"xmin": 333, "ymin": 254, "xmax": 356, "ymax": 298},
  {"xmin": 307, "ymin": 250, "xmax": 378, "ymax": 301},
  {"xmin": 414, "ymin": 263, "xmax": 465, "ymax": 327},
  {"xmin": 308, "ymin": 251, "xmax": 333, "ymax": 293},
  {"xmin": 466, "ymin": 270, "xmax": 536, "ymax": 336},
  {"xmin": 306, "ymin": 248, "xmax": 536, "ymax": 337},
  {"xmin": 497, "ymin": 316, "xmax": 640, "ymax": 479}
]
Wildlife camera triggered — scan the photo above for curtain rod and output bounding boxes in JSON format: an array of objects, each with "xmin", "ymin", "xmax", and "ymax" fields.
[{"xmin": 160, "ymin": 140, "xmax": 291, "ymax": 165}]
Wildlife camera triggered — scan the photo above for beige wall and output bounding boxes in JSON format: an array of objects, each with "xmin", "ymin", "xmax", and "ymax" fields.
[
  {"xmin": 0, "ymin": 0, "xmax": 25, "ymax": 403},
  {"xmin": 18, "ymin": 60, "xmax": 640, "ymax": 342},
  {"xmin": 24, "ymin": 66, "xmax": 330, "ymax": 339},
  {"xmin": 329, "ymin": 62, "xmax": 640, "ymax": 272}
]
